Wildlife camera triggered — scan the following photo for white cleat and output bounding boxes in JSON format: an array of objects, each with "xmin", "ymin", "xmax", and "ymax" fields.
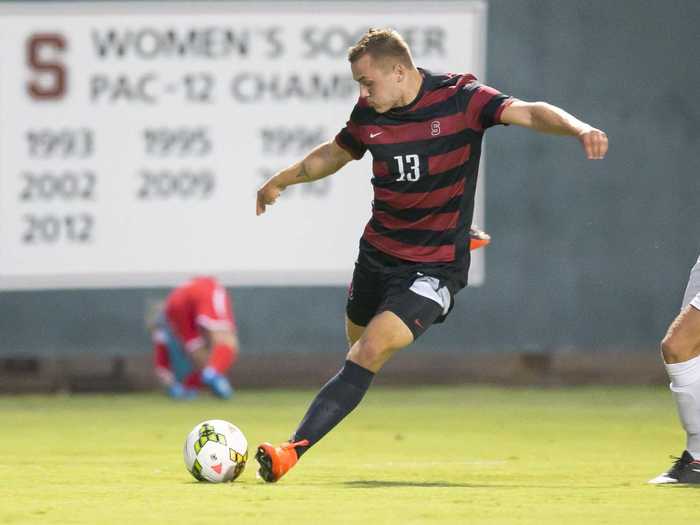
[
  {"xmin": 648, "ymin": 473, "xmax": 678, "ymax": 485},
  {"xmin": 648, "ymin": 451, "xmax": 700, "ymax": 485}
]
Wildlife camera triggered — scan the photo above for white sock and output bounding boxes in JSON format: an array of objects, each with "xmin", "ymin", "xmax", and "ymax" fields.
[{"xmin": 665, "ymin": 353, "xmax": 700, "ymax": 459}]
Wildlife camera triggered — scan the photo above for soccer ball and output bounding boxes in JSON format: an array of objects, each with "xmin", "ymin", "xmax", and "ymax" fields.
[{"xmin": 183, "ymin": 419, "xmax": 248, "ymax": 482}]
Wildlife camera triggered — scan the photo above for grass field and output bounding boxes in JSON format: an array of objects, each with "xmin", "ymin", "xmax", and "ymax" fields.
[{"xmin": 1, "ymin": 386, "xmax": 698, "ymax": 525}]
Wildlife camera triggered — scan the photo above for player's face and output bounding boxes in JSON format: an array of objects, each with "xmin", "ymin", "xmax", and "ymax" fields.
[{"xmin": 351, "ymin": 54, "xmax": 403, "ymax": 113}]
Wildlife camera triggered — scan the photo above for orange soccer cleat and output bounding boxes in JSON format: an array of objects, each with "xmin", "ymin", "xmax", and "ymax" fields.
[
  {"xmin": 255, "ymin": 439, "xmax": 309, "ymax": 483},
  {"xmin": 469, "ymin": 227, "xmax": 491, "ymax": 251}
]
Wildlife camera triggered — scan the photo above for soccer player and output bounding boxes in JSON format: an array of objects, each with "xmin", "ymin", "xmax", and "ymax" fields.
[
  {"xmin": 254, "ymin": 28, "xmax": 608, "ymax": 482},
  {"xmin": 150, "ymin": 276, "xmax": 240, "ymax": 399},
  {"xmin": 649, "ymin": 255, "xmax": 700, "ymax": 484}
]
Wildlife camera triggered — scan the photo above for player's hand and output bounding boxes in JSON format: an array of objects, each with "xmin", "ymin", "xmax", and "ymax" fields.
[
  {"xmin": 256, "ymin": 176, "xmax": 286, "ymax": 215},
  {"xmin": 577, "ymin": 127, "xmax": 608, "ymax": 160}
]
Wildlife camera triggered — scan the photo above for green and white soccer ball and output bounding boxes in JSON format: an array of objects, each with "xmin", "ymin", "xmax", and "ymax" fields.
[{"xmin": 183, "ymin": 419, "xmax": 248, "ymax": 482}]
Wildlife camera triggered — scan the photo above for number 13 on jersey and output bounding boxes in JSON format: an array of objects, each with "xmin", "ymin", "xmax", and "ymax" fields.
[{"xmin": 393, "ymin": 154, "xmax": 421, "ymax": 182}]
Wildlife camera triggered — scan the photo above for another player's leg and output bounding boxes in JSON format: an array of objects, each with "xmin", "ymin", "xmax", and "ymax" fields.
[
  {"xmin": 156, "ymin": 333, "xmax": 200, "ymax": 400},
  {"xmin": 201, "ymin": 346, "xmax": 236, "ymax": 399},
  {"xmin": 649, "ymin": 302, "xmax": 700, "ymax": 484},
  {"xmin": 200, "ymin": 331, "xmax": 239, "ymax": 399},
  {"xmin": 256, "ymin": 311, "xmax": 414, "ymax": 482}
]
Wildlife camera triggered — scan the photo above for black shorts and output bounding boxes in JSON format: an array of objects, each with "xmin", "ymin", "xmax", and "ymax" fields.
[{"xmin": 345, "ymin": 241, "xmax": 467, "ymax": 339}]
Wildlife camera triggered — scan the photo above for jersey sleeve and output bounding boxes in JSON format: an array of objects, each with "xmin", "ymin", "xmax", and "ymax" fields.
[
  {"xmin": 462, "ymin": 80, "xmax": 513, "ymax": 130},
  {"xmin": 334, "ymin": 102, "xmax": 367, "ymax": 160}
]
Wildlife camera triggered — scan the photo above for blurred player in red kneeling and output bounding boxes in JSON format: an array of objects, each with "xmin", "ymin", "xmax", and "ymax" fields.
[{"xmin": 149, "ymin": 277, "xmax": 239, "ymax": 400}]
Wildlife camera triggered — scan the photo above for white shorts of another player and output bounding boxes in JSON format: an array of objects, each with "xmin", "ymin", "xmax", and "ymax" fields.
[{"xmin": 682, "ymin": 254, "xmax": 700, "ymax": 311}]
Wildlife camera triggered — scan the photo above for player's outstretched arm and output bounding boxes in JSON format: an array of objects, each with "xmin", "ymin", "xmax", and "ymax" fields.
[
  {"xmin": 500, "ymin": 100, "xmax": 608, "ymax": 160},
  {"xmin": 256, "ymin": 140, "xmax": 355, "ymax": 215}
]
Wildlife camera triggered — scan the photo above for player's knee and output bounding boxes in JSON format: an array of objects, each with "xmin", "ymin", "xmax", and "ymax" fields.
[
  {"xmin": 661, "ymin": 334, "xmax": 694, "ymax": 364},
  {"xmin": 352, "ymin": 336, "xmax": 390, "ymax": 370}
]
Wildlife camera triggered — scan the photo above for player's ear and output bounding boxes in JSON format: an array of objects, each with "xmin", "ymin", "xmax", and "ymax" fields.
[{"xmin": 394, "ymin": 62, "xmax": 405, "ymax": 81}]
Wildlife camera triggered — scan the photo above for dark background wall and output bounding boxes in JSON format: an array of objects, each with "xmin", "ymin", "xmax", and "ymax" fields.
[{"xmin": 1, "ymin": 0, "xmax": 698, "ymax": 362}]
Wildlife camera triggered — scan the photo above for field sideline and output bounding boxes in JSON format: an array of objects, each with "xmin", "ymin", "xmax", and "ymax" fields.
[{"xmin": 1, "ymin": 386, "xmax": 698, "ymax": 524}]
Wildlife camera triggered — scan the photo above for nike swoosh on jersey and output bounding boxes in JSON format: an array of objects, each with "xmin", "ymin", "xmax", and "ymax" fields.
[{"xmin": 369, "ymin": 132, "xmax": 383, "ymax": 138}]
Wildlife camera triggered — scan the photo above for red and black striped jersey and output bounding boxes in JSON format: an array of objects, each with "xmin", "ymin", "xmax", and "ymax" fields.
[{"xmin": 335, "ymin": 69, "xmax": 511, "ymax": 268}]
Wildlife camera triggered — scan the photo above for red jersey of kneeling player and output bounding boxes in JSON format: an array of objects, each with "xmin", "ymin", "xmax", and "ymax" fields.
[{"xmin": 152, "ymin": 277, "xmax": 239, "ymax": 399}]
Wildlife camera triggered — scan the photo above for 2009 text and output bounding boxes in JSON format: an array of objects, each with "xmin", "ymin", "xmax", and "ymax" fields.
[{"xmin": 137, "ymin": 170, "xmax": 215, "ymax": 200}]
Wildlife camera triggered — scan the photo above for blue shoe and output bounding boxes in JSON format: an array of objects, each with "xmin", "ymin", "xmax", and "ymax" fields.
[
  {"xmin": 202, "ymin": 367, "xmax": 234, "ymax": 399},
  {"xmin": 168, "ymin": 382, "xmax": 198, "ymax": 400}
]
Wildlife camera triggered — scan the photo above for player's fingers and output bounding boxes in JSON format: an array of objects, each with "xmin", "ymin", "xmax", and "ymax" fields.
[
  {"xmin": 592, "ymin": 131, "xmax": 608, "ymax": 159},
  {"xmin": 591, "ymin": 136, "xmax": 601, "ymax": 159},
  {"xmin": 590, "ymin": 133, "xmax": 600, "ymax": 159},
  {"xmin": 597, "ymin": 133, "xmax": 609, "ymax": 159},
  {"xmin": 585, "ymin": 134, "xmax": 602, "ymax": 159},
  {"xmin": 256, "ymin": 191, "xmax": 265, "ymax": 215},
  {"xmin": 583, "ymin": 136, "xmax": 595, "ymax": 160},
  {"xmin": 592, "ymin": 134, "xmax": 604, "ymax": 159},
  {"xmin": 581, "ymin": 129, "xmax": 608, "ymax": 160}
]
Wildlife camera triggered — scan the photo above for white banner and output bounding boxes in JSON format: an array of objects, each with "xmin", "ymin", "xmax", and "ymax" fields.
[{"xmin": 0, "ymin": 1, "xmax": 488, "ymax": 289}]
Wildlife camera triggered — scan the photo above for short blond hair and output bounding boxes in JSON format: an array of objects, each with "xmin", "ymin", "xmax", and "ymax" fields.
[{"xmin": 347, "ymin": 28, "xmax": 413, "ymax": 68}]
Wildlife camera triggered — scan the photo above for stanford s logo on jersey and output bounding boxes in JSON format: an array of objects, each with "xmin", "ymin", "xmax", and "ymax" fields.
[{"xmin": 430, "ymin": 121, "xmax": 441, "ymax": 136}]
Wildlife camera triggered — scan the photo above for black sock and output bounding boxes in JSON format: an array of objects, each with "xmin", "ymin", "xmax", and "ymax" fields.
[{"xmin": 291, "ymin": 360, "xmax": 374, "ymax": 458}]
